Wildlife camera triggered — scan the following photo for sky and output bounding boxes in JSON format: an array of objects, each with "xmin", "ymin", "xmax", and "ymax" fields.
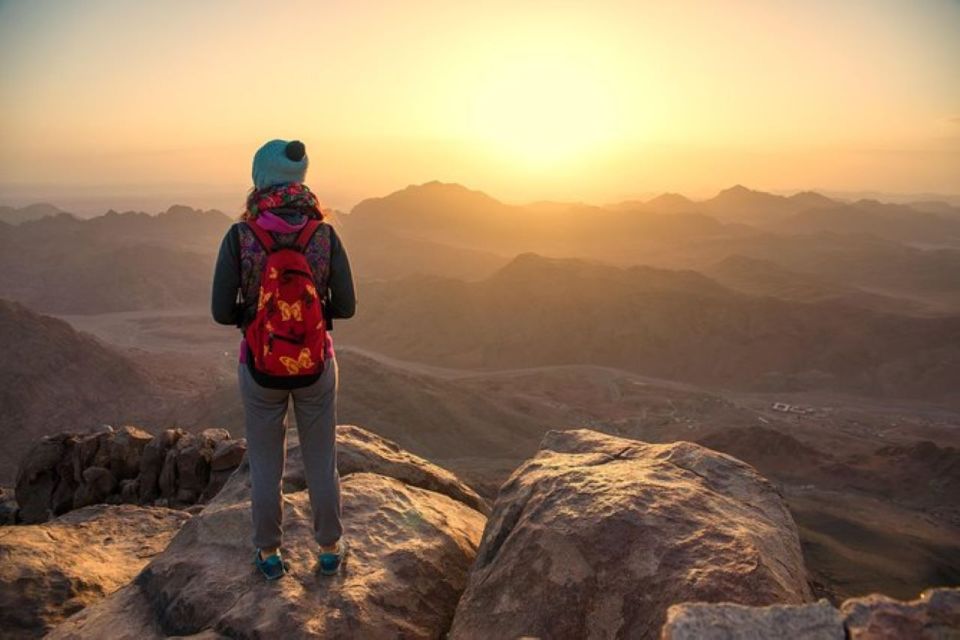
[{"xmin": 1, "ymin": 0, "xmax": 958, "ymax": 213}]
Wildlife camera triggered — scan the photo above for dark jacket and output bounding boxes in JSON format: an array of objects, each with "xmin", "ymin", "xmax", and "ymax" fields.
[{"xmin": 210, "ymin": 213, "xmax": 356, "ymax": 329}]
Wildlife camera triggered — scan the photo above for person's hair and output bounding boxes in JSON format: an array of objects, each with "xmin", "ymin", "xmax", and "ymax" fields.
[
  {"xmin": 239, "ymin": 186, "xmax": 327, "ymax": 222},
  {"xmin": 239, "ymin": 187, "xmax": 258, "ymax": 221}
]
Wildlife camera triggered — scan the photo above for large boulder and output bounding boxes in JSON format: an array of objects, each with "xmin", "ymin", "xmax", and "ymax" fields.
[
  {"xmin": 49, "ymin": 425, "xmax": 487, "ymax": 639},
  {"xmin": 449, "ymin": 429, "xmax": 812, "ymax": 640},
  {"xmin": 0, "ymin": 504, "xmax": 189, "ymax": 639},
  {"xmin": 661, "ymin": 587, "xmax": 960, "ymax": 639}
]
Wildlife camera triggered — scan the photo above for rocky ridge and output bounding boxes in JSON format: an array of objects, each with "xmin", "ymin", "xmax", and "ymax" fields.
[{"xmin": 14, "ymin": 425, "xmax": 247, "ymax": 524}]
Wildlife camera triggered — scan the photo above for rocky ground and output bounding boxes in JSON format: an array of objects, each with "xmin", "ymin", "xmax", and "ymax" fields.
[
  {"xmin": 2, "ymin": 426, "xmax": 955, "ymax": 638},
  {"xmin": 0, "ymin": 504, "xmax": 189, "ymax": 638}
]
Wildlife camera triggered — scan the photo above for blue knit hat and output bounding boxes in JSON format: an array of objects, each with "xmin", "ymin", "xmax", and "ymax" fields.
[{"xmin": 252, "ymin": 139, "xmax": 309, "ymax": 190}]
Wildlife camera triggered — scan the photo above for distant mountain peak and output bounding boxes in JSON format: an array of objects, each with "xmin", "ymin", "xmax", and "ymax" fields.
[
  {"xmin": 19, "ymin": 202, "xmax": 66, "ymax": 214},
  {"xmin": 788, "ymin": 191, "xmax": 836, "ymax": 207},
  {"xmin": 351, "ymin": 180, "xmax": 505, "ymax": 217},
  {"xmin": 163, "ymin": 204, "xmax": 199, "ymax": 215},
  {"xmin": 407, "ymin": 180, "xmax": 477, "ymax": 193},
  {"xmin": 648, "ymin": 192, "xmax": 694, "ymax": 205},
  {"xmin": 0, "ymin": 202, "xmax": 71, "ymax": 225},
  {"xmin": 713, "ymin": 184, "xmax": 780, "ymax": 202}
]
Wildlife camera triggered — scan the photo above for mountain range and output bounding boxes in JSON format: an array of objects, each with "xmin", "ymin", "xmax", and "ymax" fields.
[
  {"xmin": 4, "ymin": 182, "xmax": 959, "ymax": 314},
  {"xmin": 337, "ymin": 253, "xmax": 960, "ymax": 402}
]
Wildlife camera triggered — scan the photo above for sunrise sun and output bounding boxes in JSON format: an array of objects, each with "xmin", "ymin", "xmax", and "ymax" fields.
[{"xmin": 466, "ymin": 53, "xmax": 623, "ymax": 169}]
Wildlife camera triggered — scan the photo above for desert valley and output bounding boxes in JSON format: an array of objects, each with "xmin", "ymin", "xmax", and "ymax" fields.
[{"xmin": 2, "ymin": 183, "xmax": 958, "ymax": 631}]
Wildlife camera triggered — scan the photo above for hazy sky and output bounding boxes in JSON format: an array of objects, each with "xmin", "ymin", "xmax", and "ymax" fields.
[{"xmin": 1, "ymin": 0, "xmax": 958, "ymax": 212}]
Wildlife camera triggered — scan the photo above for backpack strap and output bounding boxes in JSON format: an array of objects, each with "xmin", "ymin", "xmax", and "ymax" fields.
[
  {"xmin": 244, "ymin": 220, "xmax": 278, "ymax": 253},
  {"xmin": 294, "ymin": 219, "xmax": 323, "ymax": 252}
]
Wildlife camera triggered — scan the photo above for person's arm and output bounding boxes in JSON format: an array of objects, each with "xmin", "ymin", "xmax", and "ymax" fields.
[
  {"xmin": 211, "ymin": 224, "xmax": 243, "ymax": 326},
  {"xmin": 326, "ymin": 225, "xmax": 356, "ymax": 321}
]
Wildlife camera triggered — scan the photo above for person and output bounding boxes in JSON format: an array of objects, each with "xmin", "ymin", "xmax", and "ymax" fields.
[{"xmin": 211, "ymin": 138, "xmax": 356, "ymax": 580}]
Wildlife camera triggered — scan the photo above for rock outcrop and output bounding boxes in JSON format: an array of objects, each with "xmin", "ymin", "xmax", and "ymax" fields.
[
  {"xmin": 14, "ymin": 425, "xmax": 246, "ymax": 523},
  {"xmin": 449, "ymin": 429, "xmax": 812, "ymax": 640},
  {"xmin": 661, "ymin": 587, "xmax": 960, "ymax": 639},
  {"xmin": 0, "ymin": 504, "xmax": 189, "ymax": 639},
  {"xmin": 842, "ymin": 588, "xmax": 960, "ymax": 639},
  {"xmin": 48, "ymin": 425, "xmax": 487, "ymax": 639}
]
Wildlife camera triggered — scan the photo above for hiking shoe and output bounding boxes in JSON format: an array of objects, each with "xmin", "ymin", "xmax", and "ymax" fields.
[
  {"xmin": 318, "ymin": 538, "xmax": 347, "ymax": 576},
  {"xmin": 254, "ymin": 548, "xmax": 288, "ymax": 581}
]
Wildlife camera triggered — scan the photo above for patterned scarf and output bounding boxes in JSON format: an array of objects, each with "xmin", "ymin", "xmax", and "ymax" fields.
[{"xmin": 244, "ymin": 182, "xmax": 323, "ymax": 220}]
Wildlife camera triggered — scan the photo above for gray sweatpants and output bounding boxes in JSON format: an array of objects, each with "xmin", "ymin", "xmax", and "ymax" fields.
[{"xmin": 238, "ymin": 356, "xmax": 342, "ymax": 549}]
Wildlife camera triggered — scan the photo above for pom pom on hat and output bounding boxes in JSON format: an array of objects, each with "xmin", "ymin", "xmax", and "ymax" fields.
[{"xmin": 252, "ymin": 139, "xmax": 309, "ymax": 190}]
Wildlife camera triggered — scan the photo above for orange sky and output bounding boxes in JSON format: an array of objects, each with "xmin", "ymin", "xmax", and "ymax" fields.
[{"xmin": 1, "ymin": 0, "xmax": 958, "ymax": 212}]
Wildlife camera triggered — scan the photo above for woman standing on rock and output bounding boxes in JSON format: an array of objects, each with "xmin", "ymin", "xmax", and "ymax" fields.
[{"xmin": 211, "ymin": 139, "xmax": 356, "ymax": 580}]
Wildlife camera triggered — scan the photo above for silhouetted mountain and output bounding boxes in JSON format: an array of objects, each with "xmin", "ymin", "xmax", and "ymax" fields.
[
  {"xmin": 705, "ymin": 255, "xmax": 926, "ymax": 314},
  {"xmin": 0, "ymin": 243, "xmax": 215, "ymax": 314},
  {"xmin": 339, "ymin": 226, "xmax": 509, "ymax": 281},
  {"xmin": 0, "ymin": 206, "xmax": 231, "ymax": 313},
  {"xmin": 13, "ymin": 204, "xmax": 232, "ymax": 253},
  {"xmin": 645, "ymin": 192, "xmax": 698, "ymax": 212},
  {"xmin": 347, "ymin": 183, "xmax": 960, "ymax": 306},
  {"xmin": 344, "ymin": 181, "xmax": 743, "ymax": 266},
  {"xmin": 5, "ymin": 183, "xmax": 958, "ymax": 316},
  {"xmin": 0, "ymin": 203, "xmax": 69, "ymax": 225},
  {"xmin": 339, "ymin": 253, "xmax": 960, "ymax": 401},
  {"xmin": 346, "ymin": 181, "xmax": 578, "ymax": 256},
  {"xmin": 780, "ymin": 200, "xmax": 960, "ymax": 245},
  {"xmin": 786, "ymin": 190, "xmax": 837, "ymax": 211},
  {"xmin": 351, "ymin": 181, "xmax": 505, "ymax": 229},
  {"xmin": 909, "ymin": 200, "xmax": 960, "ymax": 219},
  {"xmin": 697, "ymin": 185, "xmax": 838, "ymax": 224},
  {"xmin": 489, "ymin": 252, "xmax": 728, "ymax": 296},
  {"xmin": 610, "ymin": 193, "xmax": 697, "ymax": 214},
  {"xmin": 658, "ymin": 230, "xmax": 960, "ymax": 312}
]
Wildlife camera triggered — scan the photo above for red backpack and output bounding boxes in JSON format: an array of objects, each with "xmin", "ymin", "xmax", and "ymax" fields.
[{"xmin": 243, "ymin": 219, "xmax": 327, "ymax": 384}]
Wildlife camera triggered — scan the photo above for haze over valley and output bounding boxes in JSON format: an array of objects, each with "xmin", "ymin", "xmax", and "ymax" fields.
[{"xmin": 2, "ymin": 182, "xmax": 959, "ymax": 605}]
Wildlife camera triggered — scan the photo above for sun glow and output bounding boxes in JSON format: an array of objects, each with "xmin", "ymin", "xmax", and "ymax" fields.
[
  {"xmin": 466, "ymin": 52, "xmax": 626, "ymax": 169},
  {"xmin": 1, "ymin": 1, "xmax": 958, "ymax": 202}
]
